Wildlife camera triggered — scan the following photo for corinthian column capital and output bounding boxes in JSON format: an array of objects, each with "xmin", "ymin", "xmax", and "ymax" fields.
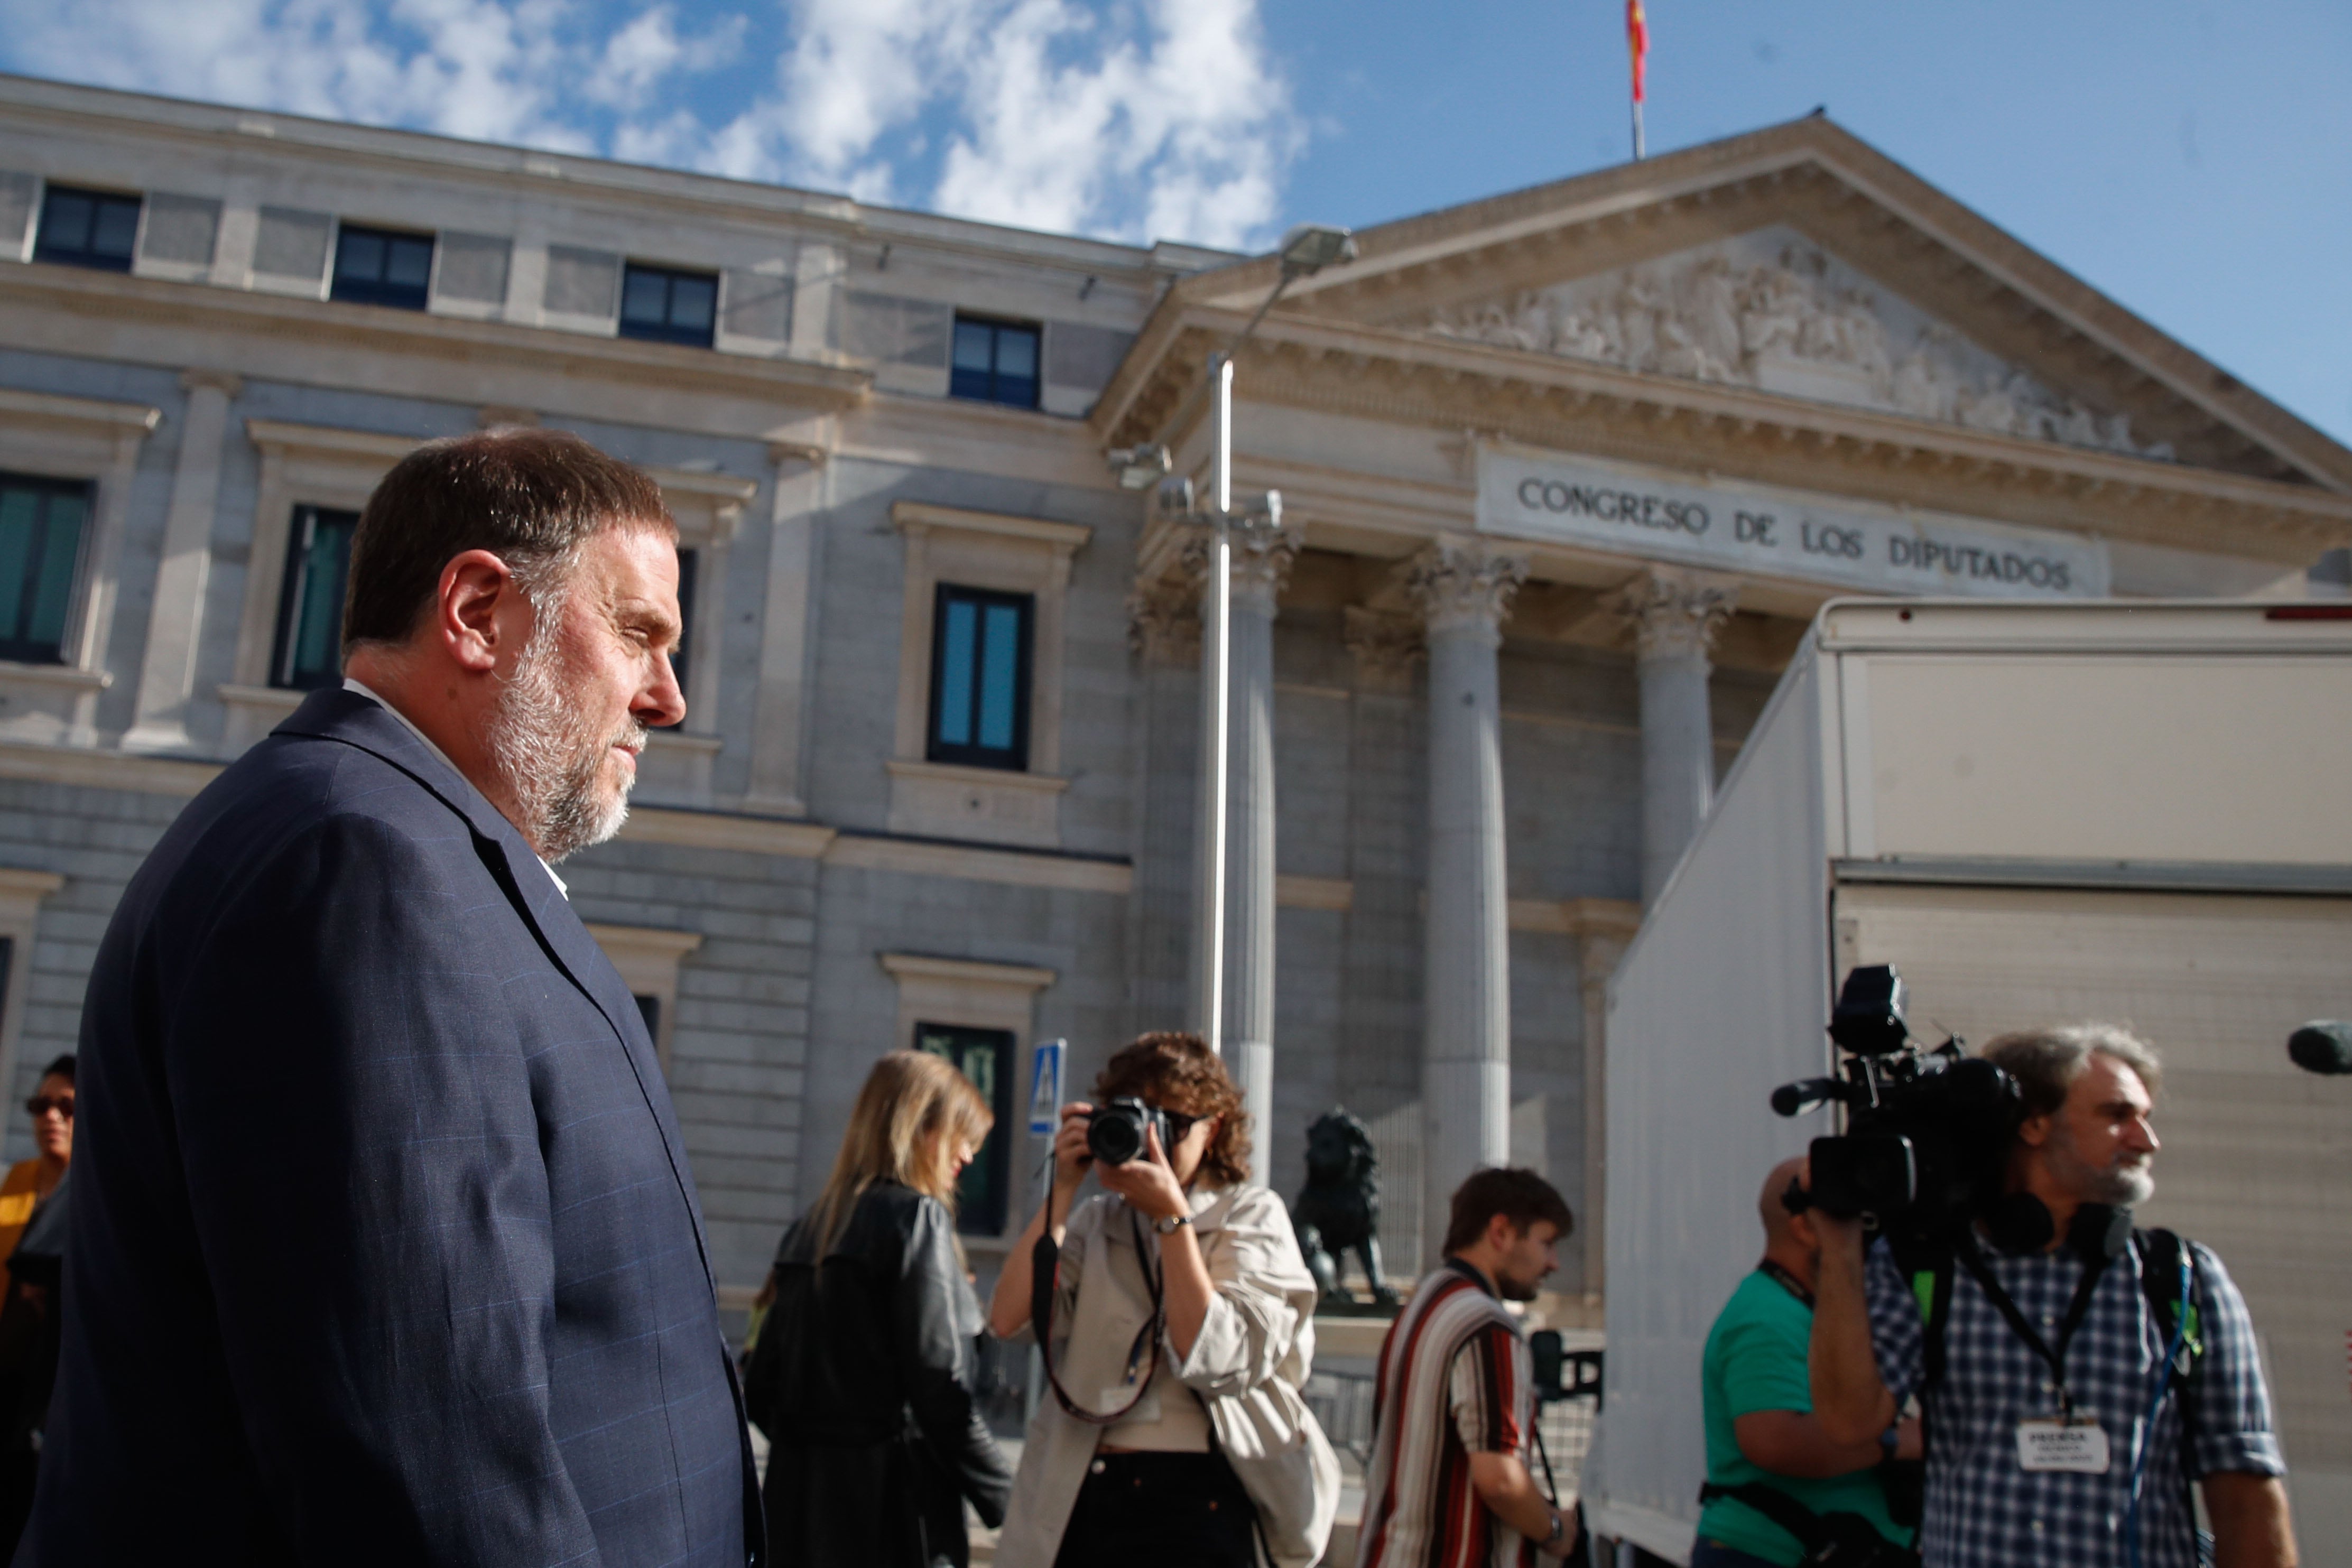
[
  {"xmin": 1342, "ymin": 607, "xmax": 1427, "ymax": 693},
  {"xmin": 1401, "ymin": 541, "xmax": 1527, "ymax": 644},
  {"xmin": 1127, "ymin": 575, "xmax": 1201, "ymax": 666},
  {"xmin": 1608, "ymin": 565, "xmax": 1737, "ymax": 662},
  {"xmin": 1179, "ymin": 521, "xmax": 1303, "ymax": 613}
]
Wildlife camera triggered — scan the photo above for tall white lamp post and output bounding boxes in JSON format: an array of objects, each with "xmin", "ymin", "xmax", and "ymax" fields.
[{"xmin": 1109, "ymin": 223, "xmax": 1355, "ymax": 1174}]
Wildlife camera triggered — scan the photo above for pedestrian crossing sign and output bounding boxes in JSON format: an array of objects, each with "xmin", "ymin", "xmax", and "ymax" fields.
[{"xmin": 1027, "ymin": 1037, "xmax": 1064, "ymax": 1136}]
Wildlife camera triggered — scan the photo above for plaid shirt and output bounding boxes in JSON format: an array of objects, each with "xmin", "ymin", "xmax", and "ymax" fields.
[{"xmin": 1866, "ymin": 1234, "xmax": 2284, "ymax": 1568}]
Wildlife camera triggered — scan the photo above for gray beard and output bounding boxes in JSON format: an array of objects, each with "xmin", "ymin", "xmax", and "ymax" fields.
[
  {"xmin": 2049, "ymin": 1125, "xmax": 2156, "ymax": 1208},
  {"xmin": 484, "ymin": 611, "xmax": 643, "ymax": 862}
]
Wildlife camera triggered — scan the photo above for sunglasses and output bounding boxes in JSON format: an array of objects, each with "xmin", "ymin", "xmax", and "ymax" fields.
[
  {"xmin": 25, "ymin": 1096, "xmax": 71, "ymax": 1120},
  {"xmin": 1158, "ymin": 1108, "xmax": 1201, "ymax": 1145}
]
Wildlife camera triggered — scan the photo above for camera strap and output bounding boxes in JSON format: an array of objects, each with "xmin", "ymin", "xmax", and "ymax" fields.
[
  {"xmin": 1952, "ymin": 1232, "xmax": 2109, "ymax": 1417},
  {"xmin": 1029, "ymin": 1179, "xmax": 1166, "ymax": 1426}
]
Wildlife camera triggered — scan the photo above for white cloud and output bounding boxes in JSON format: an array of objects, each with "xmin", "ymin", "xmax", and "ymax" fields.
[
  {"xmin": 753, "ymin": 0, "xmax": 1300, "ymax": 245},
  {"xmin": 0, "ymin": 0, "xmax": 1303, "ymax": 246},
  {"xmin": 0, "ymin": 0, "xmax": 733, "ymax": 155},
  {"xmin": 585, "ymin": 5, "xmax": 747, "ymax": 113}
]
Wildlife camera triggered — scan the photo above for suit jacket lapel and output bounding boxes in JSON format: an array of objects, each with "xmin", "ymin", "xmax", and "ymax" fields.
[{"xmin": 272, "ymin": 689, "xmax": 717, "ymax": 1285}]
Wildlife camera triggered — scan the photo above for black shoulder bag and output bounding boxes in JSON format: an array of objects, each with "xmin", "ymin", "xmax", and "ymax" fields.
[{"xmin": 1697, "ymin": 1482, "xmax": 1920, "ymax": 1568}]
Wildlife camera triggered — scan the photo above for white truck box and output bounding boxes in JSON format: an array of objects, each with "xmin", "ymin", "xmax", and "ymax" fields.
[{"xmin": 1582, "ymin": 599, "xmax": 2352, "ymax": 1563}]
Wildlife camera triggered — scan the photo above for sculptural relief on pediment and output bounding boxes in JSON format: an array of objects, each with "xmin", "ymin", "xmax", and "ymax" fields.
[{"xmin": 1420, "ymin": 227, "xmax": 2172, "ymax": 461}]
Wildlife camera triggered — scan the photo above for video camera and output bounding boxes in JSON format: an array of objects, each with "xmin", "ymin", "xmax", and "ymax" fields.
[{"xmin": 1775, "ymin": 965, "xmax": 2021, "ymax": 1241}]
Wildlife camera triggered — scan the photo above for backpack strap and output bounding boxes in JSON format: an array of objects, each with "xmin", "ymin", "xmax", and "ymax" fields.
[
  {"xmin": 1887, "ymin": 1235, "xmax": 1955, "ymax": 1389},
  {"xmin": 2135, "ymin": 1228, "xmax": 2205, "ymax": 1477},
  {"xmin": 1887, "ymin": 1236, "xmax": 1955, "ymax": 1469}
]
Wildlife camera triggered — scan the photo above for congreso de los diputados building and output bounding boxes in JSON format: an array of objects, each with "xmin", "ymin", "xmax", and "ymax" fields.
[{"xmin": 0, "ymin": 73, "xmax": 2346, "ymax": 1319}]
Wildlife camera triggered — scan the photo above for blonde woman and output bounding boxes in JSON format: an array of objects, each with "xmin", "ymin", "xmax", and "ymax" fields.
[{"xmin": 744, "ymin": 1050, "xmax": 1013, "ymax": 1567}]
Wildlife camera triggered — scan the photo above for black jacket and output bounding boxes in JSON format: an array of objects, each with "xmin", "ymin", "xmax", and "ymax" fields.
[{"xmin": 746, "ymin": 1181, "xmax": 1012, "ymax": 1568}]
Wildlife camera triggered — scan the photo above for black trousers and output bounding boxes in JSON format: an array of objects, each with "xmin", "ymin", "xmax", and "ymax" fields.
[{"xmin": 1052, "ymin": 1450, "xmax": 1256, "ymax": 1568}]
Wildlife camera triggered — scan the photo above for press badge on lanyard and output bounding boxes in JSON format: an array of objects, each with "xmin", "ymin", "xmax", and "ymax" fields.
[
  {"xmin": 2017, "ymin": 1412, "xmax": 2111, "ymax": 1473},
  {"xmin": 1954, "ymin": 1237, "xmax": 2117, "ymax": 1476}
]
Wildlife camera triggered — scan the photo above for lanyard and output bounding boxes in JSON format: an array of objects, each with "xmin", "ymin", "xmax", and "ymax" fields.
[
  {"xmin": 1757, "ymin": 1259, "xmax": 1814, "ymax": 1310},
  {"xmin": 1955, "ymin": 1232, "xmax": 2110, "ymax": 1416}
]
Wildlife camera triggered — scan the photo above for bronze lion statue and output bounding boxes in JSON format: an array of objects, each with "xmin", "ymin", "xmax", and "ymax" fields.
[{"xmin": 1292, "ymin": 1107, "xmax": 1398, "ymax": 1306}]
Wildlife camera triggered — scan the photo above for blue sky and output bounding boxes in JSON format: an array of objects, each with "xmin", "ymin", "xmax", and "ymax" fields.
[{"xmin": 1, "ymin": 0, "xmax": 2345, "ymax": 446}]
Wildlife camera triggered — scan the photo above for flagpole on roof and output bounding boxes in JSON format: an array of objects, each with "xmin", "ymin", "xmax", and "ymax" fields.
[{"xmin": 1627, "ymin": 0, "xmax": 1650, "ymax": 159}]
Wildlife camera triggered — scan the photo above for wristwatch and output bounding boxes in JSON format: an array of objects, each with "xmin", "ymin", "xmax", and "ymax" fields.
[
  {"xmin": 1543, "ymin": 1508, "xmax": 1566, "ymax": 1547},
  {"xmin": 1153, "ymin": 1212, "xmax": 1193, "ymax": 1236},
  {"xmin": 1878, "ymin": 1423, "xmax": 1902, "ymax": 1462}
]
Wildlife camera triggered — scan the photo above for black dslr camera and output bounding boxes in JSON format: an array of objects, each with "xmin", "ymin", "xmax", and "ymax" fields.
[
  {"xmin": 1085, "ymin": 1097, "xmax": 1171, "ymax": 1167},
  {"xmin": 1776, "ymin": 965, "xmax": 2020, "ymax": 1240}
]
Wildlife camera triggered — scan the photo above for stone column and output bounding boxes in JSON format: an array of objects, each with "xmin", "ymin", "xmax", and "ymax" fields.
[
  {"xmin": 124, "ymin": 370, "xmax": 241, "ymax": 753},
  {"xmin": 1612, "ymin": 566, "xmax": 1735, "ymax": 906},
  {"xmin": 1188, "ymin": 524, "xmax": 1299, "ymax": 1183},
  {"xmin": 1578, "ymin": 929, "xmax": 1630, "ymax": 1306},
  {"xmin": 1404, "ymin": 541, "xmax": 1525, "ymax": 1265}
]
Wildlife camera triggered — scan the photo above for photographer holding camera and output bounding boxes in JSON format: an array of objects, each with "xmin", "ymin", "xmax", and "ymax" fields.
[
  {"xmin": 987, "ymin": 1032, "xmax": 1337, "ymax": 1568},
  {"xmin": 1806, "ymin": 1024, "xmax": 2294, "ymax": 1567}
]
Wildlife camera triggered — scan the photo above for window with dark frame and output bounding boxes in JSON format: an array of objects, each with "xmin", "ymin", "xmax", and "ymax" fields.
[
  {"xmin": 619, "ymin": 263, "xmax": 719, "ymax": 348},
  {"xmin": 914, "ymin": 1022, "xmax": 1015, "ymax": 1236},
  {"xmin": 949, "ymin": 316, "xmax": 1041, "ymax": 408},
  {"xmin": 0, "ymin": 474, "xmax": 91, "ymax": 666},
  {"xmin": 33, "ymin": 187, "xmax": 141, "ymax": 273},
  {"xmin": 331, "ymin": 225, "xmax": 435, "ymax": 310},
  {"xmin": 269, "ymin": 505, "xmax": 359, "ymax": 691},
  {"xmin": 926, "ymin": 583, "xmax": 1032, "ymax": 771}
]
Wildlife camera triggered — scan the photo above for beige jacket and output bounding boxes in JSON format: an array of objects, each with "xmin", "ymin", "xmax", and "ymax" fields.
[{"xmin": 996, "ymin": 1183, "xmax": 1335, "ymax": 1566}]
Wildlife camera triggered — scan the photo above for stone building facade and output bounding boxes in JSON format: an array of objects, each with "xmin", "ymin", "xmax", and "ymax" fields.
[{"xmin": 0, "ymin": 74, "xmax": 2345, "ymax": 1315}]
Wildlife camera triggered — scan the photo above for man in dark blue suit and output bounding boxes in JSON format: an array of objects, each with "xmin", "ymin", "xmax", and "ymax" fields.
[{"xmin": 22, "ymin": 430, "xmax": 762, "ymax": 1565}]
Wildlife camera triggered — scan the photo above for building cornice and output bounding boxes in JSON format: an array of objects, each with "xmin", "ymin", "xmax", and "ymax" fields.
[
  {"xmin": 1104, "ymin": 310, "xmax": 2352, "ymax": 565},
  {"xmin": 0, "ymin": 73, "xmax": 1198, "ymax": 284},
  {"xmin": 0, "ymin": 261, "xmax": 873, "ymax": 415},
  {"xmin": 877, "ymin": 951, "xmax": 1059, "ymax": 991},
  {"xmin": 0, "ymin": 387, "xmax": 162, "ymax": 435},
  {"xmin": 892, "ymin": 500, "xmax": 1094, "ymax": 552}
]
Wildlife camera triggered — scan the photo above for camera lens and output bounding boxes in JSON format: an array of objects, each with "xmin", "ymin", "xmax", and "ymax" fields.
[{"xmin": 1088, "ymin": 1107, "xmax": 1145, "ymax": 1166}]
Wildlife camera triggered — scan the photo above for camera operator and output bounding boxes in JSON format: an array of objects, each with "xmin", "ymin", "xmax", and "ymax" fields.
[
  {"xmin": 1808, "ymin": 1025, "xmax": 2294, "ymax": 1567},
  {"xmin": 987, "ymin": 1032, "xmax": 1336, "ymax": 1568},
  {"xmin": 1694, "ymin": 1157, "xmax": 1918, "ymax": 1568}
]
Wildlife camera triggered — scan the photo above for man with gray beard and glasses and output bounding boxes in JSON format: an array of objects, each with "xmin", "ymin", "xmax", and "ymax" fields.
[{"xmin": 22, "ymin": 430, "xmax": 762, "ymax": 1567}]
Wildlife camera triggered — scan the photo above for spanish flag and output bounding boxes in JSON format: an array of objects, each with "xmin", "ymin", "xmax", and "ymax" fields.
[{"xmin": 1627, "ymin": 0, "xmax": 1650, "ymax": 103}]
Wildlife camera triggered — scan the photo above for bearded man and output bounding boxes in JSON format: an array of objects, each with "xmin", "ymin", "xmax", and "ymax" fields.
[
  {"xmin": 1809, "ymin": 1025, "xmax": 2294, "ymax": 1568},
  {"xmin": 22, "ymin": 431, "xmax": 760, "ymax": 1567}
]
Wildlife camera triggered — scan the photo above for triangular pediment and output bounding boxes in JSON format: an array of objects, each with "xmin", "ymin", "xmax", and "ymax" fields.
[
  {"xmin": 1410, "ymin": 226, "xmax": 2172, "ymax": 461},
  {"xmin": 1139, "ymin": 117, "xmax": 2351, "ymax": 494}
]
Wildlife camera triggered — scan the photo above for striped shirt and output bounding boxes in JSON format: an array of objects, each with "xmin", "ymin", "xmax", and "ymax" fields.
[{"xmin": 1356, "ymin": 1260, "xmax": 1536, "ymax": 1568}]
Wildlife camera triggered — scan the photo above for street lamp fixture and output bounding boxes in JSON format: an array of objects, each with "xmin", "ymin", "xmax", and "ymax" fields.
[
  {"xmin": 1104, "ymin": 222, "xmax": 1353, "ymax": 1078},
  {"xmin": 1108, "ymin": 443, "xmax": 1173, "ymax": 491},
  {"xmin": 1276, "ymin": 222, "xmax": 1358, "ymax": 279}
]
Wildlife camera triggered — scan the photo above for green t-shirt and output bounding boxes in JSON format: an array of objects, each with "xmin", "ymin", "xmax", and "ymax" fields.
[{"xmin": 1697, "ymin": 1268, "xmax": 1912, "ymax": 1565}]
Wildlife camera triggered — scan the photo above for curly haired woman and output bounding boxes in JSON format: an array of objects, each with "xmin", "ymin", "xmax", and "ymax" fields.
[{"xmin": 988, "ymin": 1032, "xmax": 1336, "ymax": 1568}]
